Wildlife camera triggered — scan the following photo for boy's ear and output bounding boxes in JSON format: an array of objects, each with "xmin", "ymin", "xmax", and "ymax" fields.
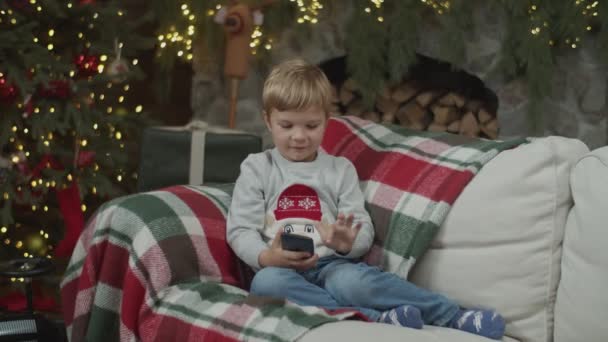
[{"xmin": 263, "ymin": 110, "xmax": 272, "ymax": 131}]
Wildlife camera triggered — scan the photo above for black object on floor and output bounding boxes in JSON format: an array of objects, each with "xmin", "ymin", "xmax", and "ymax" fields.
[{"xmin": 0, "ymin": 258, "xmax": 66, "ymax": 342}]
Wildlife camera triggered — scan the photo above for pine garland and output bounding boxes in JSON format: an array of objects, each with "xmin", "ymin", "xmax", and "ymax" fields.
[{"xmin": 149, "ymin": 0, "xmax": 607, "ymax": 127}]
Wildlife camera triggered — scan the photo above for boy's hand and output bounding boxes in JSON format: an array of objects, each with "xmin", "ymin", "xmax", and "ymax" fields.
[
  {"xmin": 258, "ymin": 230, "xmax": 318, "ymax": 270},
  {"xmin": 315, "ymin": 213, "xmax": 362, "ymax": 255}
]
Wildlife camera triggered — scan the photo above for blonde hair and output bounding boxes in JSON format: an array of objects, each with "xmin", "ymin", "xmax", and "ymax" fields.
[{"xmin": 262, "ymin": 59, "xmax": 332, "ymax": 117}]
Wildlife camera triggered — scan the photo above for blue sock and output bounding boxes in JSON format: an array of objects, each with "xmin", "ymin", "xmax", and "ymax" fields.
[
  {"xmin": 379, "ymin": 305, "xmax": 423, "ymax": 329},
  {"xmin": 449, "ymin": 309, "xmax": 505, "ymax": 340}
]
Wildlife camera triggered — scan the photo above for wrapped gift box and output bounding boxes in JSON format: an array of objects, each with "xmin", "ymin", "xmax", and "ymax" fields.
[{"xmin": 137, "ymin": 123, "xmax": 262, "ymax": 192}]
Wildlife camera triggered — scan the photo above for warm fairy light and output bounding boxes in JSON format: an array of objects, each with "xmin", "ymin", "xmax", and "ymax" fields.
[
  {"xmin": 250, "ymin": 26, "xmax": 265, "ymax": 54},
  {"xmin": 0, "ymin": 227, "xmax": 6, "ymax": 234},
  {"xmin": 157, "ymin": 4, "xmax": 196, "ymax": 61},
  {"xmin": 115, "ymin": 131, "xmax": 122, "ymax": 140},
  {"xmin": 291, "ymin": 0, "xmax": 323, "ymax": 24},
  {"xmin": 420, "ymin": 0, "xmax": 450, "ymax": 14},
  {"xmin": 81, "ymin": 204, "xmax": 87, "ymax": 212},
  {"xmin": 135, "ymin": 105, "xmax": 142, "ymax": 113},
  {"xmin": 48, "ymin": 29, "xmax": 55, "ymax": 37},
  {"xmin": 81, "ymin": 139, "xmax": 88, "ymax": 147}
]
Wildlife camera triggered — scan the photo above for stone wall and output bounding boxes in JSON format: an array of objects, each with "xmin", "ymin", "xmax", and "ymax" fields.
[{"xmin": 191, "ymin": 2, "xmax": 607, "ymax": 149}]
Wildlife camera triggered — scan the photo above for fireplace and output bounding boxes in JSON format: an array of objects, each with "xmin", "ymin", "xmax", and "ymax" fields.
[{"xmin": 320, "ymin": 55, "xmax": 500, "ymax": 139}]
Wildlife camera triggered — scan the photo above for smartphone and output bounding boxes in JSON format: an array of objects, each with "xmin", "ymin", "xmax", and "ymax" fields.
[{"xmin": 280, "ymin": 233, "xmax": 314, "ymax": 255}]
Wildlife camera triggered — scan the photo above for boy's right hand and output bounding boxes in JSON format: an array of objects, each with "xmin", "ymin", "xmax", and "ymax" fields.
[{"xmin": 258, "ymin": 231, "xmax": 318, "ymax": 270}]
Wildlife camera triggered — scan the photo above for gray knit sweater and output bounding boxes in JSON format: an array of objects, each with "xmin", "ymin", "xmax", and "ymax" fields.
[{"xmin": 226, "ymin": 148, "xmax": 374, "ymax": 270}]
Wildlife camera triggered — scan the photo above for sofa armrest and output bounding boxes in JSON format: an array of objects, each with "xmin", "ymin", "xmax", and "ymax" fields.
[{"xmin": 554, "ymin": 146, "xmax": 608, "ymax": 342}]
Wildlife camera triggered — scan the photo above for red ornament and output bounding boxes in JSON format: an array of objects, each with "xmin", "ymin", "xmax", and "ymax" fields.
[
  {"xmin": 7, "ymin": 0, "xmax": 34, "ymax": 13},
  {"xmin": 38, "ymin": 80, "xmax": 71, "ymax": 100},
  {"xmin": 74, "ymin": 53, "xmax": 100, "ymax": 78},
  {"xmin": 77, "ymin": 150, "xmax": 96, "ymax": 168},
  {"xmin": 0, "ymin": 76, "xmax": 19, "ymax": 105}
]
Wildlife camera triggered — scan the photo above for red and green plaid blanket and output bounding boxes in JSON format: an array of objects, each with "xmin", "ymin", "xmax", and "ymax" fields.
[
  {"xmin": 61, "ymin": 115, "xmax": 525, "ymax": 341},
  {"xmin": 321, "ymin": 116, "xmax": 526, "ymax": 278},
  {"xmin": 60, "ymin": 185, "xmax": 359, "ymax": 342}
]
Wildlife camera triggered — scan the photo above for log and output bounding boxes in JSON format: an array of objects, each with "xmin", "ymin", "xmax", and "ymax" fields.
[
  {"xmin": 477, "ymin": 108, "xmax": 493, "ymax": 124},
  {"xmin": 415, "ymin": 91, "xmax": 438, "ymax": 107},
  {"xmin": 378, "ymin": 85, "xmax": 392, "ymax": 100},
  {"xmin": 464, "ymin": 99, "xmax": 483, "ymax": 114},
  {"xmin": 339, "ymin": 87, "xmax": 355, "ymax": 106},
  {"xmin": 447, "ymin": 120, "xmax": 461, "ymax": 133},
  {"xmin": 459, "ymin": 111, "xmax": 480, "ymax": 137},
  {"xmin": 376, "ymin": 96, "xmax": 399, "ymax": 116},
  {"xmin": 438, "ymin": 92, "xmax": 466, "ymax": 108},
  {"xmin": 396, "ymin": 102, "xmax": 426, "ymax": 124},
  {"xmin": 480, "ymin": 118, "xmax": 499, "ymax": 139},
  {"xmin": 342, "ymin": 78, "xmax": 359, "ymax": 92},
  {"xmin": 404, "ymin": 120, "xmax": 427, "ymax": 131},
  {"xmin": 361, "ymin": 111, "xmax": 381, "ymax": 123},
  {"xmin": 391, "ymin": 83, "xmax": 418, "ymax": 103},
  {"xmin": 428, "ymin": 123, "xmax": 447, "ymax": 132},
  {"xmin": 431, "ymin": 105, "xmax": 460, "ymax": 125},
  {"xmin": 345, "ymin": 100, "xmax": 366, "ymax": 117},
  {"xmin": 381, "ymin": 111, "xmax": 395, "ymax": 123}
]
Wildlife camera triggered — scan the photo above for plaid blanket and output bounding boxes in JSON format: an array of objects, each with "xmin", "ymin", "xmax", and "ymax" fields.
[
  {"xmin": 321, "ymin": 116, "xmax": 527, "ymax": 278},
  {"xmin": 60, "ymin": 185, "xmax": 359, "ymax": 342},
  {"xmin": 61, "ymin": 116, "xmax": 525, "ymax": 341}
]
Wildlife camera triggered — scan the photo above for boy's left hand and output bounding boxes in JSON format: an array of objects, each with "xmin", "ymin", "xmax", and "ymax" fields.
[{"xmin": 315, "ymin": 213, "xmax": 362, "ymax": 255}]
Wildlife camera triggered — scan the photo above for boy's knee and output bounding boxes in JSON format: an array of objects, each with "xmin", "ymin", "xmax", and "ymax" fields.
[
  {"xmin": 325, "ymin": 263, "xmax": 379, "ymax": 302},
  {"xmin": 250, "ymin": 267, "xmax": 294, "ymax": 296}
]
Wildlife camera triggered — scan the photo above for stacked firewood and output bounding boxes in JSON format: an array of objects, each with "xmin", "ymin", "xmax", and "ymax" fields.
[{"xmin": 331, "ymin": 79, "xmax": 499, "ymax": 139}]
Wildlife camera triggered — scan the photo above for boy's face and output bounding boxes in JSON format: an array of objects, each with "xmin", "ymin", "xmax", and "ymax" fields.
[{"xmin": 264, "ymin": 106, "xmax": 327, "ymax": 162}]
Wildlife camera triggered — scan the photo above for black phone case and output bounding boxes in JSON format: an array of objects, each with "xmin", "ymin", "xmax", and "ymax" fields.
[{"xmin": 280, "ymin": 233, "xmax": 314, "ymax": 255}]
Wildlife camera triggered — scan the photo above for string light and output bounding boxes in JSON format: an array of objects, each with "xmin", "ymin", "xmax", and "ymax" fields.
[
  {"xmin": 420, "ymin": 0, "xmax": 450, "ymax": 15},
  {"xmin": 156, "ymin": 3, "xmax": 196, "ymax": 61},
  {"xmin": 291, "ymin": 0, "xmax": 323, "ymax": 24}
]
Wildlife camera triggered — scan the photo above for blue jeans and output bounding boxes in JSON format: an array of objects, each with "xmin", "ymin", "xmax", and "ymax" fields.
[{"xmin": 250, "ymin": 257, "xmax": 459, "ymax": 326}]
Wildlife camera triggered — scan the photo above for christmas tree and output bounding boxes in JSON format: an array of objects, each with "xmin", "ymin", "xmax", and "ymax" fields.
[{"xmin": 0, "ymin": 0, "xmax": 154, "ymax": 263}]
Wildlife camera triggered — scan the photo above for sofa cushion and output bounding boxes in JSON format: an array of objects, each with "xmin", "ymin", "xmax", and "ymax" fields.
[
  {"xmin": 408, "ymin": 137, "xmax": 588, "ymax": 342},
  {"xmin": 299, "ymin": 320, "xmax": 520, "ymax": 342},
  {"xmin": 554, "ymin": 146, "xmax": 608, "ymax": 342}
]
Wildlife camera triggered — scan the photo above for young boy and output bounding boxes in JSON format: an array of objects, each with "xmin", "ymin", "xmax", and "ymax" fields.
[{"xmin": 226, "ymin": 59, "xmax": 506, "ymax": 340}]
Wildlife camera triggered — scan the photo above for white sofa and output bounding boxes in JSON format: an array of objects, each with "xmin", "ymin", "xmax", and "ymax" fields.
[{"xmin": 301, "ymin": 136, "xmax": 608, "ymax": 342}]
